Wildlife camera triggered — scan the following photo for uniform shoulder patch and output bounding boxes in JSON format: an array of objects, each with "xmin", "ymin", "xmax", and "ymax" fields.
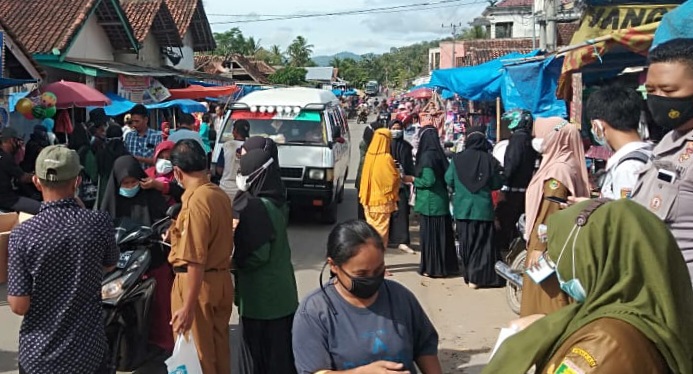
[
  {"xmin": 620, "ymin": 188, "xmax": 632, "ymax": 199},
  {"xmin": 549, "ymin": 179, "xmax": 560, "ymax": 190},
  {"xmin": 554, "ymin": 359, "xmax": 586, "ymax": 374}
]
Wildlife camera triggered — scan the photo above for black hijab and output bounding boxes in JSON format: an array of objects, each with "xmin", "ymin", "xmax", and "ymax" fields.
[
  {"xmin": 233, "ymin": 149, "xmax": 281, "ymax": 268},
  {"xmin": 243, "ymin": 136, "xmax": 279, "ymax": 164},
  {"xmin": 97, "ymin": 125, "xmax": 130, "ymax": 179},
  {"xmin": 390, "ymin": 125, "xmax": 414, "ymax": 176},
  {"xmin": 415, "ymin": 126, "xmax": 449, "ymax": 177},
  {"xmin": 100, "ymin": 155, "xmax": 167, "ymax": 226},
  {"xmin": 453, "ymin": 127, "xmax": 498, "ymax": 194}
]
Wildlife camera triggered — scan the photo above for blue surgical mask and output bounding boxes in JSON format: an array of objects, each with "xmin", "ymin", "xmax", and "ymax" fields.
[
  {"xmin": 590, "ymin": 121, "xmax": 611, "ymax": 151},
  {"xmin": 119, "ymin": 185, "xmax": 141, "ymax": 198},
  {"xmin": 391, "ymin": 129, "xmax": 403, "ymax": 139},
  {"xmin": 555, "ymin": 225, "xmax": 587, "ymax": 303}
]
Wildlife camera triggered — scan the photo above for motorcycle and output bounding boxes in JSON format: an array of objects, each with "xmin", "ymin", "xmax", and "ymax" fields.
[
  {"xmin": 377, "ymin": 111, "xmax": 391, "ymax": 126},
  {"xmin": 102, "ymin": 204, "xmax": 180, "ymax": 373},
  {"xmin": 494, "ymin": 214, "xmax": 527, "ymax": 315},
  {"xmin": 357, "ymin": 109, "xmax": 369, "ymax": 124}
]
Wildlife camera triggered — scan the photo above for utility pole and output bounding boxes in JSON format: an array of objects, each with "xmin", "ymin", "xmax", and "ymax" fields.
[
  {"xmin": 545, "ymin": 0, "xmax": 558, "ymax": 52},
  {"xmin": 442, "ymin": 22, "xmax": 462, "ymax": 67}
]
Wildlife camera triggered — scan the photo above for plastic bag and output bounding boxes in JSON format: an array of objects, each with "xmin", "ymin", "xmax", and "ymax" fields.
[{"xmin": 166, "ymin": 334, "xmax": 203, "ymax": 374}]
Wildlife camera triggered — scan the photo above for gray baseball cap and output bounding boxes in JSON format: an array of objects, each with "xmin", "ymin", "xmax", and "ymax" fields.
[
  {"xmin": 0, "ymin": 127, "xmax": 20, "ymax": 140},
  {"xmin": 35, "ymin": 145, "xmax": 81, "ymax": 182}
]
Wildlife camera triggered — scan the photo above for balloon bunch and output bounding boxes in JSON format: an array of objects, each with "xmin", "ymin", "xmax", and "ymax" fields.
[{"xmin": 16, "ymin": 92, "xmax": 58, "ymax": 125}]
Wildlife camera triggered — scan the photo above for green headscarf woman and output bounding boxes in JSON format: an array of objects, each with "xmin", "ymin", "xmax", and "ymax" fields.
[{"xmin": 484, "ymin": 199, "xmax": 693, "ymax": 374}]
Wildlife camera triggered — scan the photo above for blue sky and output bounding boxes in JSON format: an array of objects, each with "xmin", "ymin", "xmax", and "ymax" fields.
[{"xmin": 203, "ymin": 0, "xmax": 489, "ymax": 56}]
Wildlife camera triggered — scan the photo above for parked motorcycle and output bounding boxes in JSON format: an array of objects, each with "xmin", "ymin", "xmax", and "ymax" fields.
[
  {"xmin": 357, "ymin": 110, "xmax": 369, "ymax": 124},
  {"xmin": 102, "ymin": 204, "xmax": 180, "ymax": 373},
  {"xmin": 494, "ymin": 214, "xmax": 527, "ymax": 315}
]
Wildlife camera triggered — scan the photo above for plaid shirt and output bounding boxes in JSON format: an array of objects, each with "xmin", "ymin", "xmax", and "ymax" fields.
[{"xmin": 124, "ymin": 128, "xmax": 163, "ymax": 164}]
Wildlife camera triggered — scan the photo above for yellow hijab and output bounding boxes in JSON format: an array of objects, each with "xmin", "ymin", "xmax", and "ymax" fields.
[{"xmin": 359, "ymin": 128, "xmax": 400, "ymax": 206}]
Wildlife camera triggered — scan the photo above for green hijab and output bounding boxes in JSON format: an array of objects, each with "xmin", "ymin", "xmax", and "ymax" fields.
[{"xmin": 484, "ymin": 199, "xmax": 693, "ymax": 374}]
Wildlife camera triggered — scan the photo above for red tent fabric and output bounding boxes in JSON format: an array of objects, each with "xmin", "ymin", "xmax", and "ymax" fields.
[
  {"xmin": 168, "ymin": 85, "xmax": 238, "ymax": 100},
  {"xmin": 42, "ymin": 80, "xmax": 111, "ymax": 109},
  {"xmin": 404, "ymin": 87, "xmax": 433, "ymax": 99}
]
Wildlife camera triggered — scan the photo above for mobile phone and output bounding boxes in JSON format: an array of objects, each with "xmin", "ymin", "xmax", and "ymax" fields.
[
  {"xmin": 545, "ymin": 196, "xmax": 567, "ymax": 204},
  {"xmin": 657, "ymin": 169, "xmax": 677, "ymax": 184}
]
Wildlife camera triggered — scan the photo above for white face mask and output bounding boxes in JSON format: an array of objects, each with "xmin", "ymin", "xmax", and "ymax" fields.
[
  {"xmin": 532, "ymin": 138, "xmax": 544, "ymax": 154},
  {"xmin": 236, "ymin": 158, "xmax": 274, "ymax": 192},
  {"xmin": 155, "ymin": 159, "xmax": 173, "ymax": 175}
]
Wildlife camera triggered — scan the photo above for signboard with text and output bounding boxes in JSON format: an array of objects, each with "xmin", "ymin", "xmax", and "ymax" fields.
[{"xmin": 118, "ymin": 75, "xmax": 171, "ymax": 104}]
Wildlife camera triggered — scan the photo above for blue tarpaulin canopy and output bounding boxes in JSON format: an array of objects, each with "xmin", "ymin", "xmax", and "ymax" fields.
[
  {"xmin": 96, "ymin": 93, "xmax": 207, "ymax": 116},
  {"xmin": 652, "ymin": 0, "xmax": 693, "ymax": 50},
  {"xmin": 332, "ymin": 89, "xmax": 343, "ymax": 97},
  {"xmin": 429, "ymin": 50, "xmax": 541, "ymax": 102},
  {"xmin": 501, "ymin": 56, "xmax": 567, "ymax": 118}
]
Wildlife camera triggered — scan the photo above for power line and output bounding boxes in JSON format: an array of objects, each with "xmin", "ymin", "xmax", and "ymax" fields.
[{"xmin": 208, "ymin": 0, "xmax": 486, "ymax": 25}]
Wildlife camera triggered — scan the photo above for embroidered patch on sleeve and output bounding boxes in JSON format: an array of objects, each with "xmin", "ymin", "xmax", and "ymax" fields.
[
  {"xmin": 620, "ymin": 188, "xmax": 632, "ymax": 199},
  {"xmin": 571, "ymin": 347, "xmax": 597, "ymax": 367},
  {"xmin": 554, "ymin": 359, "xmax": 586, "ymax": 374},
  {"xmin": 549, "ymin": 179, "xmax": 560, "ymax": 190}
]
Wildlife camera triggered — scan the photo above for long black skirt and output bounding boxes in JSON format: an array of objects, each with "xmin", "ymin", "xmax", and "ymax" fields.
[
  {"xmin": 238, "ymin": 315, "xmax": 297, "ymax": 374},
  {"xmin": 419, "ymin": 215, "xmax": 459, "ymax": 277},
  {"xmin": 389, "ymin": 189, "xmax": 410, "ymax": 246},
  {"xmin": 456, "ymin": 219, "xmax": 505, "ymax": 288},
  {"xmin": 494, "ymin": 191, "xmax": 525, "ymax": 252}
]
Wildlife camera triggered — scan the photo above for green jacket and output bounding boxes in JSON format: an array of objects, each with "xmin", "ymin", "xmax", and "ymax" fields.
[
  {"xmin": 445, "ymin": 164, "xmax": 503, "ymax": 221},
  {"xmin": 234, "ymin": 199, "xmax": 298, "ymax": 319},
  {"xmin": 413, "ymin": 167, "xmax": 450, "ymax": 216}
]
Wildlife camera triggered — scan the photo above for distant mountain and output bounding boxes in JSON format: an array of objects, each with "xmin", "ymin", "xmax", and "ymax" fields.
[{"xmin": 312, "ymin": 52, "xmax": 363, "ymax": 67}]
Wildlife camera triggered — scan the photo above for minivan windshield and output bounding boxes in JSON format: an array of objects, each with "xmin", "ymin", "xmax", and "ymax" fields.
[{"xmin": 221, "ymin": 111, "xmax": 327, "ymax": 146}]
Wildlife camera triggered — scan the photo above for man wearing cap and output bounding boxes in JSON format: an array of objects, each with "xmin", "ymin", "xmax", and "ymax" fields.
[
  {"xmin": 216, "ymin": 119, "xmax": 249, "ymax": 203},
  {"xmin": 123, "ymin": 104, "xmax": 163, "ymax": 168},
  {"xmin": 7, "ymin": 145, "xmax": 119, "ymax": 374},
  {"xmin": 0, "ymin": 127, "xmax": 39, "ymax": 214},
  {"xmin": 167, "ymin": 113, "xmax": 206, "ymax": 150}
]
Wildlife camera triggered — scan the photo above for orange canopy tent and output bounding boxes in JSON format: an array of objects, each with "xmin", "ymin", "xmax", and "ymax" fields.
[{"xmin": 168, "ymin": 85, "xmax": 238, "ymax": 100}]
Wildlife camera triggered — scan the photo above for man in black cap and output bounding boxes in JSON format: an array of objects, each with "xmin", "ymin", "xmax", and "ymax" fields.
[
  {"xmin": 123, "ymin": 104, "xmax": 162, "ymax": 168},
  {"xmin": 0, "ymin": 127, "xmax": 39, "ymax": 214},
  {"xmin": 167, "ymin": 113, "xmax": 206, "ymax": 150}
]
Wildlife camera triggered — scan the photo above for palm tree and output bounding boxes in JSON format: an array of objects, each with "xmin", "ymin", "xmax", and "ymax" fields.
[
  {"xmin": 245, "ymin": 37, "xmax": 262, "ymax": 57},
  {"xmin": 287, "ymin": 36, "xmax": 314, "ymax": 67},
  {"xmin": 462, "ymin": 25, "xmax": 488, "ymax": 40},
  {"xmin": 329, "ymin": 57, "xmax": 342, "ymax": 70},
  {"xmin": 269, "ymin": 44, "xmax": 285, "ymax": 65}
]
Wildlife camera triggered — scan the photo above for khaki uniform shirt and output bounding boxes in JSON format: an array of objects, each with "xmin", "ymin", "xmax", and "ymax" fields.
[
  {"xmin": 542, "ymin": 318, "xmax": 667, "ymax": 374},
  {"xmin": 168, "ymin": 182, "xmax": 234, "ymax": 270},
  {"xmin": 632, "ymin": 128, "xmax": 693, "ymax": 282}
]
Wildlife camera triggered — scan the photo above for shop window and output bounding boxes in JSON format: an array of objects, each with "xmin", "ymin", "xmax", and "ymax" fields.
[{"xmin": 495, "ymin": 22, "xmax": 513, "ymax": 38}]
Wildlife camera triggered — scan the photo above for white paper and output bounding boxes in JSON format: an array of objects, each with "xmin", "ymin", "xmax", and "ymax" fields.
[{"xmin": 525, "ymin": 256, "xmax": 555, "ymax": 284}]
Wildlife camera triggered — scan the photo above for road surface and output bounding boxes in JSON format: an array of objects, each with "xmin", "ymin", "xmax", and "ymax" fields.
[{"xmin": 0, "ymin": 114, "xmax": 515, "ymax": 373}]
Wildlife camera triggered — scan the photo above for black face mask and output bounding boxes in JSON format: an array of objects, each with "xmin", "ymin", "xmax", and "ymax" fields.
[
  {"xmin": 338, "ymin": 268, "xmax": 385, "ymax": 299},
  {"xmin": 647, "ymin": 94, "xmax": 693, "ymax": 131}
]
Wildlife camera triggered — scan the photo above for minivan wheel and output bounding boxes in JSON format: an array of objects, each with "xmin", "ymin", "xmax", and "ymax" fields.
[{"xmin": 320, "ymin": 203, "xmax": 338, "ymax": 224}]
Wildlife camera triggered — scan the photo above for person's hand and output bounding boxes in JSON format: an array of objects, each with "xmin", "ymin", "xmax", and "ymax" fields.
[
  {"xmin": 170, "ymin": 305, "xmax": 195, "ymax": 334},
  {"xmin": 508, "ymin": 314, "xmax": 546, "ymax": 332},
  {"xmin": 140, "ymin": 177, "xmax": 162, "ymax": 191},
  {"xmin": 402, "ymin": 175, "xmax": 415, "ymax": 183},
  {"xmin": 526, "ymin": 250, "xmax": 545, "ymax": 271},
  {"xmin": 356, "ymin": 361, "xmax": 410, "ymax": 374},
  {"xmin": 161, "ymin": 226, "xmax": 172, "ymax": 243}
]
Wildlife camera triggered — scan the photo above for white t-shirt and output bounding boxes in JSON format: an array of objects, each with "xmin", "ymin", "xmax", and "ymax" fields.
[
  {"xmin": 219, "ymin": 139, "xmax": 244, "ymax": 201},
  {"xmin": 600, "ymin": 141, "xmax": 653, "ymax": 199}
]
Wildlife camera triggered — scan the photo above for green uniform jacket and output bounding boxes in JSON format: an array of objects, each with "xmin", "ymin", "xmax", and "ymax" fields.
[
  {"xmin": 445, "ymin": 164, "xmax": 503, "ymax": 221},
  {"xmin": 234, "ymin": 199, "xmax": 299, "ymax": 319},
  {"xmin": 413, "ymin": 167, "xmax": 450, "ymax": 216}
]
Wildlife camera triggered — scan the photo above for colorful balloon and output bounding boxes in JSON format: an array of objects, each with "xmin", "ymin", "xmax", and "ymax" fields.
[
  {"xmin": 41, "ymin": 118, "xmax": 55, "ymax": 132},
  {"xmin": 32, "ymin": 106, "xmax": 46, "ymax": 120},
  {"xmin": 15, "ymin": 98, "xmax": 33, "ymax": 115},
  {"xmin": 22, "ymin": 111, "xmax": 34, "ymax": 120},
  {"xmin": 41, "ymin": 92, "xmax": 57, "ymax": 107},
  {"xmin": 43, "ymin": 106, "xmax": 57, "ymax": 119}
]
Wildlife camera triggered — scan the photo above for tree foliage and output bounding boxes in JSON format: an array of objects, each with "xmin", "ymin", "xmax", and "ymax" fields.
[
  {"xmin": 287, "ymin": 36, "xmax": 314, "ymax": 67},
  {"xmin": 213, "ymin": 28, "xmax": 263, "ymax": 57},
  {"xmin": 268, "ymin": 67, "xmax": 308, "ymax": 86}
]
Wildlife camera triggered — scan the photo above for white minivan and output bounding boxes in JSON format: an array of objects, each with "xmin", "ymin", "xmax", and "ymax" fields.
[{"xmin": 213, "ymin": 87, "xmax": 351, "ymax": 223}]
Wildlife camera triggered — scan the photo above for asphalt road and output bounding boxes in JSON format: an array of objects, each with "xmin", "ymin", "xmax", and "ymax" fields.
[{"xmin": 0, "ymin": 112, "xmax": 515, "ymax": 374}]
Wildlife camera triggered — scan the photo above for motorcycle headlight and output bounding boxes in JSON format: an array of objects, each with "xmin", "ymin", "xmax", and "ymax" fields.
[
  {"xmin": 102, "ymin": 273, "xmax": 133, "ymax": 301},
  {"xmin": 308, "ymin": 169, "xmax": 325, "ymax": 180}
]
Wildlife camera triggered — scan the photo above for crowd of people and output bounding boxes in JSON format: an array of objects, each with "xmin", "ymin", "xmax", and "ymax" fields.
[{"xmin": 2, "ymin": 37, "xmax": 693, "ymax": 374}]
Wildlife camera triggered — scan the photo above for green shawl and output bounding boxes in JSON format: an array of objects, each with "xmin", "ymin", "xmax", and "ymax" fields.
[{"xmin": 484, "ymin": 199, "xmax": 693, "ymax": 374}]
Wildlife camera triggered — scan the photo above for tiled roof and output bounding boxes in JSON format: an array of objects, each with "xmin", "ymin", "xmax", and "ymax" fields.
[
  {"xmin": 121, "ymin": 0, "xmax": 182, "ymax": 46},
  {"xmin": 0, "ymin": 19, "xmax": 44, "ymax": 79},
  {"xmin": 194, "ymin": 54, "xmax": 270, "ymax": 84},
  {"xmin": 0, "ymin": 0, "xmax": 137, "ymax": 54},
  {"xmin": 165, "ymin": 0, "xmax": 215, "ymax": 51},
  {"xmin": 557, "ymin": 22, "xmax": 580, "ymax": 47},
  {"xmin": 495, "ymin": 0, "xmax": 532, "ymax": 7},
  {"xmin": 460, "ymin": 38, "xmax": 537, "ymax": 66}
]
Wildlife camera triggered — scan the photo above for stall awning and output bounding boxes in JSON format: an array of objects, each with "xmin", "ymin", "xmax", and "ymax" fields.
[
  {"xmin": 0, "ymin": 77, "xmax": 37, "ymax": 90},
  {"xmin": 39, "ymin": 58, "xmax": 200, "ymax": 79},
  {"xmin": 429, "ymin": 50, "xmax": 540, "ymax": 102},
  {"xmin": 652, "ymin": 0, "xmax": 693, "ymax": 49},
  {"xmin": 168, "ymin": 85, "xmax": 238, "ymax": 100},
  {"xmin": 96, "ymin": 92, "xmax": 208, "ymax": 116}
]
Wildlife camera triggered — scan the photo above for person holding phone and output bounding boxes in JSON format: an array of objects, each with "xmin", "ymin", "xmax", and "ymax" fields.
[
  {"xmin": 123, "ymin": 104, "xmax": 163, "ymax": 168},
  {"xmin": 521, "ymin": 121, "xmax": 591, "ymax": 317}
]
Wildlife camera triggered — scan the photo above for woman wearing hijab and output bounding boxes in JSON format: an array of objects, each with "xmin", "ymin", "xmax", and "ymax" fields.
[
  {"xmin": 96, "ymin": 125, "xmax": 130, "ymax": 204},
  {"xmin": 521, "ymin": 122, "xmax": 590, "ymax": 317},
  {"xmin": 69, "ymin": 122, "xmax": 99, "ymax": 209},
  {"xmin": 388, "ymin": 120, "xmax": 415, "ymax": 253},
  {"xmin": 233, "ymin": 149, "xmax": 298, "ymax": 374},
  {"xmin": 141, "ymin": 141, "xmax": 181, "ymax": 205},
  {"xmin": 359, "ymin": 128, "xmax": 400, "ymax": 246},
  {"xmin": 485, "ymin": 199, "xmax": 693, "ymax": 374},
  {"xmin": 20, "ymin": 125, "xmax": 51, "ymax": 173},
  {"xmin": 100, "ymin": 155, "xmax": 174, "ymax": 366},
  {"xmin": 445, "ymin": 127, "xmax": 504, "ymax": 288},
  {"xmin": 404, "ymin": 127, "xmax": 459, "ymax": 278},
  {"xmin": 355, "ymin": 122, "xmax": 381, "ymax": 219}
]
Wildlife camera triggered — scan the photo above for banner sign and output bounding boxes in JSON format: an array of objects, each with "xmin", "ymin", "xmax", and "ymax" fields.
[
  {"xmin": 570, "ymin": 4, "xmax": 678, "ymax": 45},
  {"xmin": 118, "ymin": 75, "xmax": 171, "ymax": 104}
]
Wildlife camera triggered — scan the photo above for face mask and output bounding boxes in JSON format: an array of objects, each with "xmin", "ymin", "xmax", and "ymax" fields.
[
  {"xmin": 555, "ymin": 226, "xmax": 587, "ymax": 303},
  {"xmin": 236, "ymin": 158, "xmax": 274, "ymax": 192},
  {"xmin": 531, "ymin": 138, "xmax": 544, "ymax": 153},
  {"xmin": 339, "ymin": 268, "xmax": 385, "ymax": 299},
  {"xmin": 391, "ymin": 129, "xmax": 403, "ymax": 139},
  {"xmin": 647, "ymin": 94, "xmax": 693, "ymax": 131},
  {"xmin": 590, "ymin": 121, "xmax": 612, "ymax": 151},
  {"xmin": 119, "ymin": 185, "xmax": 141, "ymax": 198},
  {"xmin": 156, "ymin": 159, "xmax": 173, "ymax": 175}
]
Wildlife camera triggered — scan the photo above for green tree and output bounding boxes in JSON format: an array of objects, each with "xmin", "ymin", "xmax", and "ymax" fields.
[
  {"xmin": 245, "ymin": 37, "xmax": 262, "ymax": 56},
  {"xmin": 287, "ymin": 36, "xmax": 314, "ymax": 67},
  {"xmin": 329, "ymin": 57, "xmax": 342, "ymax": 70},
  {"xmin": 462, "ymin": 26, "xmax": 488, "ymax": 40},
  {"xmin": 269, "ymin": 44, "xmax": 285, "ymax": 65},
  {"xmin": 268, "ymin": 67, "xmax": 307, "ymax": 86}
]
